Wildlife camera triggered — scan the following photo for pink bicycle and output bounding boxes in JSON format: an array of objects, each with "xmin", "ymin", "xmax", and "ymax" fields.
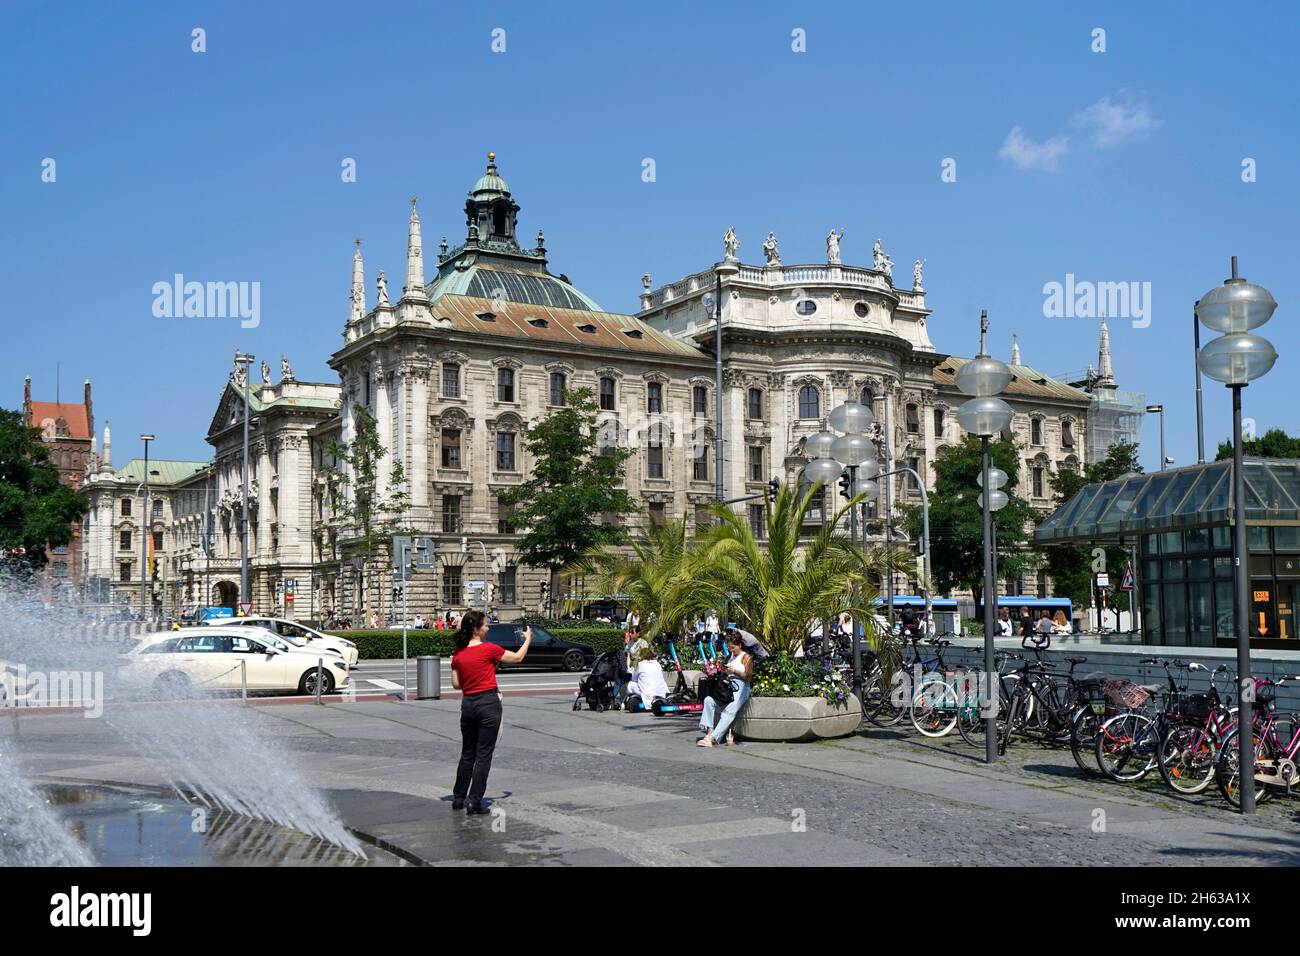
[{"xmin": 1215, "ymin": 675, "xmax": 1300, "ymax": 807}]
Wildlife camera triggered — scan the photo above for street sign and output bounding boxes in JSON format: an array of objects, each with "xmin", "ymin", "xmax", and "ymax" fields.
[
  {"xmin": 414, "ymin": 537, "xmax": 435, "ymax": 569},
  {"xmin": 1118, "ymin": 565, "xmax": 1134, "ymax": 592},
  {"xmin": 238, "ymin": 602, "xmax": 253, "ymax": 616},
  {"xmin": 1096, "ymin": 572, "xmax": 1110, "ymax": 588},
  {"xmin": 391, "ymin": 536, "xmax": 412, "ymax": 570}
]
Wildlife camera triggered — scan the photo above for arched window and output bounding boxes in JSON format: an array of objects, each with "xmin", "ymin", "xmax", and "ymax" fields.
[
  {"xmin": 692, "ymin": 385, "xmax": 708, "ymax": 417},
  {"xmin": 747, "ymin": 387, "xmax": 764, "ymax": 420},
  {"xmin": 906, "ymin": 403, "xmax": 920, "ymax": 434},
  {"xmin": 599, "ymin": 376, "xmax": 616, "ymax": 411},
  {"xmin": 1030, "ymin": 417, "xmax": 1043, "ymax": 445},
  {"xmin": 798, "ymin": 385, "xmax": 820, "ymax": 420},
  {"xmin": 692, "ymin": 444, "xmax": 709, "ymax": 481},
  {"xmin": 647, "ymin": 382, "xmax": 663, "ymax": 414},
  {"xmin": 860, "ymin": 386, "xmax": 874, "ymax": 407}
]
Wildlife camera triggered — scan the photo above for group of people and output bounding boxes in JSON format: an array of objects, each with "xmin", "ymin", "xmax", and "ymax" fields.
[{"xmin": 994, "ymin": 606, "xmax": 1072, "ymax": 638}]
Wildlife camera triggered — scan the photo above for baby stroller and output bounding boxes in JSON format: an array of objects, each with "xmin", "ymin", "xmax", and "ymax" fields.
[{"xmin": 573, "ymin": 650, "xmax": 623, "ymax": 712}]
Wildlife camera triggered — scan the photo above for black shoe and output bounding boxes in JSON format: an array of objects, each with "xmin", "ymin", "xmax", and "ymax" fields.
[
  {"xmin": 465, "ymin": 800, "xmax": 490, "ymax": 815},
  {"xmin": 451, "ymin": 797, "xmax": 465, "ymax": 810}
]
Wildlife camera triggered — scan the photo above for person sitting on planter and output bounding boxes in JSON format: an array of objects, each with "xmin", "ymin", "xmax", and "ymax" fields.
[{"xmin": 697, "ymin": 631, "xmax": 753, "ymax": 748}]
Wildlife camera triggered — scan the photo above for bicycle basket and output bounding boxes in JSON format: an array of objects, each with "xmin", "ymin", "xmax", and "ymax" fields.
[
  {"xmin": 1257, "ymin": 683, "xmax": 1277, "ymax": 708},
  {"xmin": 1170, "ymin": 693, "xmax": 1213, "ymax": 722},
  {"xmin": 1103, "ymin": 678, "xmax": 1150, "ymax": 709}
]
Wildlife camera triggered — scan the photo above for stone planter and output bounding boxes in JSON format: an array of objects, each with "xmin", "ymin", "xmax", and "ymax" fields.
[
  {"xmin": 677, "ymin": 670, "xmax": 704, "ymax": 692},
  {"xmin": 734, "ymin": 694, "xmax": 861, "ymax": 743}
]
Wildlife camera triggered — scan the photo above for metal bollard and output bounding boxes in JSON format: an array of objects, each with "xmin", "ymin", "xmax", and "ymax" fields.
[
  {"xmin": 240, "ymin": 659, "xmax": 248, "ymax": 704},
  {"xmin": 315, "ymin": 658, "xmax": 323, "ymax": 705},
  {"xmin": 416, "ymin": 656, "xmax": 441, "ymax": 700}
]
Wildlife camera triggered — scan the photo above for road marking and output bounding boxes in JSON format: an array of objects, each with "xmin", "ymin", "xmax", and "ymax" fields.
[{"xmin": 364, "ymin": 679, "xmax": 404, "ymax": 690}]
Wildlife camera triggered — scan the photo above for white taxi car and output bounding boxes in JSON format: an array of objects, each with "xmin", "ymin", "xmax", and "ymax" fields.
[
  {"xmin": 205, "ymin": 616, "xmax": 359, "ymax": 668},
  {"xmin": 120, "ymin": 627, "xmax": 350, "ymax": 696}
]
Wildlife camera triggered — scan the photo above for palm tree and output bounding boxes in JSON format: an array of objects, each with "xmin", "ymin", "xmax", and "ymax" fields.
[
  {"xmin": 695, "ymin": 480, "xmax": 902, "ymax": 659},
  {"xmin": 569, "ymin": 516, "xmax": 716, "ymax": 642}
]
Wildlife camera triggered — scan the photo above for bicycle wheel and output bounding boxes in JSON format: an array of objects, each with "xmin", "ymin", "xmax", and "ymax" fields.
[
  {"xmin": 862, "ymin": 669, "xmax": 907, "ymax": 727},
  {"xmin": 1157, "ymin": 721, "xmax": 1221, "ymax": 795},
  {"xmin": 998, "ymin": 689, "xmax": 1026, "ymax": 756},
  {"xmin": 1069, "ymin": 705, "xmax": 1105, "ymax": 776},
  {"xmin": 1215, "ymin": 727, "xmax": 1277, "ymax": 808},
  {"xmin": 1094, "ymin": 712, "xmax": 1158, "ymax": 782},
  {"xmin": 910, "ymin": 678, "xmax": 959, "ymax": 737}
]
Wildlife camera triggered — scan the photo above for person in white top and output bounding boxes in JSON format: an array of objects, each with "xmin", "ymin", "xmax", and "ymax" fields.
[
  {"xmin": 698, "ymin": 632, "xmax": 753, "ymax": 748},
  {"xmin": 625, "ymin": 647, "xmax": 669, "ymax": 706}
]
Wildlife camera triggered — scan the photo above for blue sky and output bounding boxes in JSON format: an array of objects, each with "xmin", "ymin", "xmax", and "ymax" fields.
[{"xmin": 2, "ymin": 0, "xmax": 1297, "ymax": 469}]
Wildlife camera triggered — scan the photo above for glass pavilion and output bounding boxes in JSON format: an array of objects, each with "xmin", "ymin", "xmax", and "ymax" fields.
[{"xmin": 1035, "ymin": 458, "xmax": 1300, "ymax": 648}]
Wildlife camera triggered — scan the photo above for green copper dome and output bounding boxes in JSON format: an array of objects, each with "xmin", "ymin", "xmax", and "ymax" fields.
[{"xmin": 470, "ymin": 152, "xmax": 510, "ymax": 197}]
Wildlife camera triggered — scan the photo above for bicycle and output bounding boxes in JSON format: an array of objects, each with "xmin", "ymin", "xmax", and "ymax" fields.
[
  {"xmin": 1155, "ymin": 664, "xmax": 1236, "ymax": 795},
  {"xmin": 1215, "ymin": 675, "xmax": 1300, "ymax": 807},
  {"xmin": 998, "ymin": 640, "xmax": 1097, "ymax": 756},
  {"xmin": 1093, "ymin": 658, "xmax": 1195, "ymax": 783}
]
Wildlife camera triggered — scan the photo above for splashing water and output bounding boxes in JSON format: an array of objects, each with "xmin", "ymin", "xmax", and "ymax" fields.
[{"xmin": 0, "ymin": 580, "xmax": 364, "ymax": 861}]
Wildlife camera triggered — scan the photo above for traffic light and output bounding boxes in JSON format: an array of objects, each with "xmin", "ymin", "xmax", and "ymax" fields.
[
  {"xmin": 838, "ymin": 471, "xmax": 852, "ymax": 501},
  {"xmin": 766, "ymin": 477, "xmax": 781, "ymax": 501}
]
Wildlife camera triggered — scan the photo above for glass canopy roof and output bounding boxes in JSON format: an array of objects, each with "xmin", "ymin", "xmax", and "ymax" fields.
[{"xmin": 1034, "ymin": 458, "xmax": 1300, "ymax": 543}]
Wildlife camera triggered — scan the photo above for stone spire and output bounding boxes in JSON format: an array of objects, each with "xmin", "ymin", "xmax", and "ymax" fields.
[
  {"xmin": 349, "ymin": 239, "xmax": 365, "ymax": 321},
  {"xmin": 1011, "ymin": 333, "xmax": 1021, "ymax": 365},
  {"xmin": 403, "ymin": 198, "xmax": 428, "ymax": 300},
  {"xmin": 1097, "ymin": 315, "xmax": 1115, "ymax": 388},
  {"xmin": 101, "ymin": 420, "xmax": 112, "ymax": 471}
]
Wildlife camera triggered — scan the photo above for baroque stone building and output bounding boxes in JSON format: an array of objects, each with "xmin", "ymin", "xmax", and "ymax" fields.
[{"xmin": 80, "ymin": 154, "xmax": 1129, "ymax": 620}]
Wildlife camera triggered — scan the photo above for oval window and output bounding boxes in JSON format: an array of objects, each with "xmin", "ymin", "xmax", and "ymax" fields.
[
  {"xmin": 795, "ymin": 300, "xmax": 817, "ymax": 316},
  {"xmin": 854, "ymin": 302, "xmax": 869, "ymax": 318}
]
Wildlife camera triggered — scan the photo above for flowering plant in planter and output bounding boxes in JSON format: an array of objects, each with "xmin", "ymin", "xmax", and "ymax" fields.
[{"xmin": 751, "ymin": 653, "xmax": 853, "ymax": 706}]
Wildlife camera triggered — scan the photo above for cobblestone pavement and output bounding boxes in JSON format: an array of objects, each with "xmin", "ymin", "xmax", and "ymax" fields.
[{"xmin": 5, "ymin": 694, "xmax": 1298, "ymax": 866}]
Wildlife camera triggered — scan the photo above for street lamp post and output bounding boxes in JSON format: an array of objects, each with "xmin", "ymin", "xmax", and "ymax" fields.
[
  {"xmin": 954, "ymin": 310, "xmax": 1014, "ymax": 764},
  {"xmin": 139, "ymin": 434, "xmax": 154, "ymax": 619},
  {"xmin": 1145, "ymin": 404, "xmax": 1172, "ymax": 470},
  {"xmin": 234, "ymin": 350, "xmax": 254, "ymax": 613},
  {"xmin": 1196, "ymin": 256, "xmax": 1278, "ymax": 815},
  {"xmin": 827, "ymin": 402, "xmax": 877, "ymax": 700}
]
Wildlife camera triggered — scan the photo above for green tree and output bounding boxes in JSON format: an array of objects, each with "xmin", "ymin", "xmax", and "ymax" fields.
[
  {"xmin": 501, "ymin": 387, "xmax": 638, "ymax": 603},
  {"xmin": 900, "ymin": 435, "xmax": 1037, "ymax": 598},
  {"xmin": 1216, "ymin": 427, "xmax": 1300, "ymax": 461},
  {"xmin": 0, "ymin": 408, "xmax": 87, "ymax": 571},
  {"xmin": 1040, "ymin": 440, "xmax": 1142, "ymax": 608},
  {"xmin": 322, "ymin": 405, "xmax": 412, "ymax": 620},
  {"xmin": 570, "ymin": 516, "xmax": 715, "ymax": 641},
  {"xmin": 694, "ymin": 481, "xmax": 899, "ymax": 657}
]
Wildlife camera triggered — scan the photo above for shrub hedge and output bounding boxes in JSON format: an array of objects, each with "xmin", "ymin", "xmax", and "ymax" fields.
[{"xmin": 328, "ymin": 627, "xmax": 625, "ymax": 660}]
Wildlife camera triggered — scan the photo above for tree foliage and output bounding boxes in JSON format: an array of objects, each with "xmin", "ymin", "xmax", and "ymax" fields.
[
  {"xmin": 1040, "ymin": 440, "xmax": 1142, "ymax": 608},
  {"xmin": 501, "ymin": 387, "xmax": 638, "ymax": 595},
  {"xmin": 899, "ymin": 435, "xmax": 1037, "ymax": 597},
  {"xmin": 322, "ymin": 405, "xmax": 412, "ymax": 617},
  {"xmin": 0, "ymin": 408, "xmax": 86, "ymax": 568},
  {"xmin": 1216, "ymin": 427, "xmax": 1300, "ymax": 461}
]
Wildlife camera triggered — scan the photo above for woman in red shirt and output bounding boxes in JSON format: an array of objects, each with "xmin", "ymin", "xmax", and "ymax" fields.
[{"xmin": 450, "ymin": 610, "xmax": 532, "ymax": 814}]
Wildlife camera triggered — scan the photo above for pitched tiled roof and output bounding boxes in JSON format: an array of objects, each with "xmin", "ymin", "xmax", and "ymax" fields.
[
  {"xmin": 934, "ymin": 357, "xmax": 1090, "ymax": 403},
  {"xmin": 431, "ymin": 294, "xmax": 707, "ymax": 360},
  {"xmin": 27, "ymin": 401, "xmax": 90, "ymax": 439}
]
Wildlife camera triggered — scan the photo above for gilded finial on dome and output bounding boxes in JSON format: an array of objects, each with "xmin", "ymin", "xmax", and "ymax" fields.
[{"xmin": 487, "ymin": 151, "xmax": 496, "ymax": 162}]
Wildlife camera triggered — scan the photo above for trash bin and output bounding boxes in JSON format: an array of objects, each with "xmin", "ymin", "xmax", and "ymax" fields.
[{"xmin": 416, "ymin": 655, "xmax": 441, "ymax": 700}]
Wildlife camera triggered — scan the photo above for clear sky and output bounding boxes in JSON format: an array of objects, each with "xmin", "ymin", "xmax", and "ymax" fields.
[{"xmin": 2, "ymin": 0, "xmax": 1296, "ymax": 469}]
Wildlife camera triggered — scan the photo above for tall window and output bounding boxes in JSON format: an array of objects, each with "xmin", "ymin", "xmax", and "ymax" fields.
[
  {"xmin": 443, "ymin": 566, "xmax": 462, "ymax": 606},
  {"xmin": 152, "ymin": 530, "xmax": 163, "ymax": 551},
  {"xmin": 906, "ymin": 457, "xmax": 920, "ymax": 494},
  {"xmin": 647, "ymin": 382, "xmax": 663, "ymax": 414},
  {"xmin": 549, "ymin": 372, "xmax": 567, "ymax": 406},
  {"xmin": 748, "ymin": 504, "xmax": 766, "ymax": 538},
  {"xmin": 496, "ymin": 431, "xmax": 516, "ymax": 471},
  {"xmin": 748, "ymin": 445, "xmax": 764, "ymax": 482},
  {"xmin": 798, "ymin": 385, "xmax": 820, "ymax": 420},
  {"xmin": 747, "ymin": 387, "xmax": 764, "ymax": 420},
  {"xmin": 119, "ymin": 562, "xmax": 132, "ymax": 582},
  {"xmin": 933, "ymin": 407, "xmax": 945, "ymax": 437},
  {"xmin": 152, "ymin": 499, "xmax": 163, "ymax": 517},
  {"xmin": 1062, "ymin": 421, "xmax": 1075, "ymax": 448},
  {"xmin": 1033, "ymin": 466, "xmax": 1045, "ymax": 498},
  {"xmin": 860, "ymin": 386, "xmax": 874, "ymax": 407},
  {"xmin": 441, "ymin": 428, "xmax": 461, "ymax": 468},
  {"xmin": 1031, "ymin": 417, "xmax": 1043, "ymax": 445},
  {"xmin": 120, "ymin": 530, "xmax": 132, "ymax": 551},
  {"xmin": 647, "ymin": 427, "xmax": 665, "ymax": 479},
  {"xmin": 496, "ymin": 367, "xmax": 515, "ymax": 402},
  {"xmin": 648, "ymin": 502, "xmax": 665, "ymax": 526},
  {"xmin": 499, "ymin": 566, "xmax": 516, "ymax": 605},
  {"xmin": 693, "ymin": 385, "xmax": 708, "ymax": 417},
  {"xmin": 906, "ymin": 403, "xmax": 920, "ymax": 434},
  {"xmin": 442, "ymin": 494, "xmax": 461, "ymax": 533},
  {"xmin": 497, "ymin": 496, "xmax": 516, "ymax": 534},
  {"xmin": 692, "ymin": 445, "xmax": 708, "ymax": 482},
  {"xmin": 442, "ymin": 363, "xmax": 460, "ymax": 398},
  {"xmin": 599, "ymin": 376, "xmax": 616, "ymax": 411},
  {"xmin": 121, "ymin": 498, "xmax": 132, "ymax": 517}
]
